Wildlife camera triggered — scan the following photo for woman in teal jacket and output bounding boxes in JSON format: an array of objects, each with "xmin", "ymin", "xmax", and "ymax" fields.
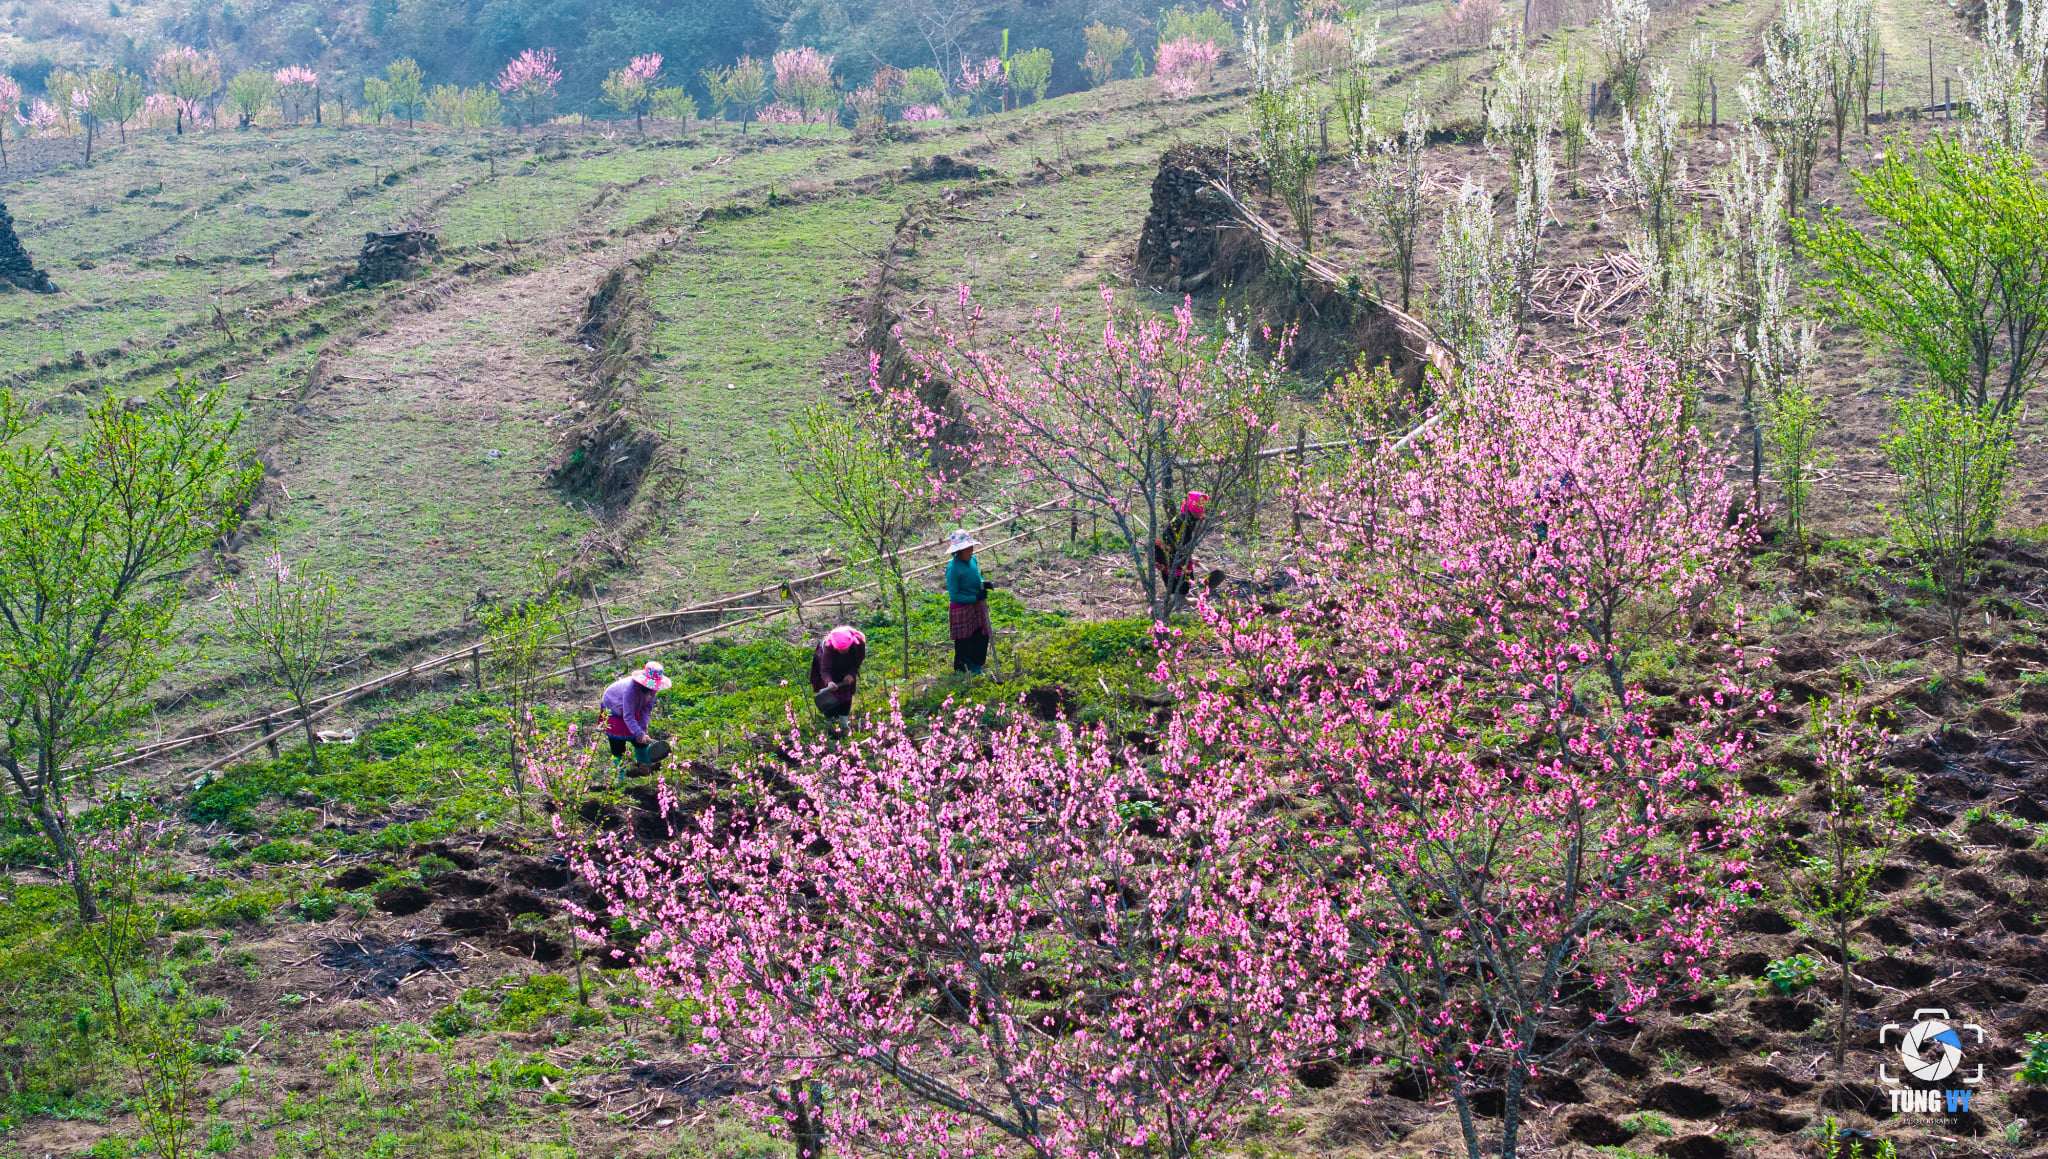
[{"xmin": 943, "ymin": 530, "xmax": 992, "ymax": 674}]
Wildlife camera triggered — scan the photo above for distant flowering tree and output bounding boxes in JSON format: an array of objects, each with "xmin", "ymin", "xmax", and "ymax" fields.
[
  {"xmin": 1292, "ymin": 18, "xmax": 1353, "ymax": 74},
  {"xmin": 1176, "ymin": 350, "xmax": 1768, "ymax": 1159},
  {"xmin": 1154, "ymin": 36, "xmax": 1221, "ymax": 97},
  {"xmin": 151, "ymin": 46, "xmax": 220, "ymax": 134},
  {"xmin": 273, "ymin": 65, "xmax": 319, "ymax": 125},
  {"xmin": 141, "ymin": 92, "xmax": 181, "ymax": 131},
  {"xmin": 19, "ymin": 99, "xmax": 60, "ymax": 137},
  {"xmin": 912, "ymin": 289, "xmax": 1282, "ymax": 622},
  {"xmin": 0, "ymin": 75, "xmax": 19, "ymax": 165},
  {"xmin": 602, "ymin": 53, "xmax": 663, "ymax": 133},
  {"xmin": 497, "ymin": 48, "xmax": 562, "ymax": 128},
  {"xmin": 73, "ymin": 814, "xmax": 172, "ymax": 1034},
  {"xmin": 955, "ymin": 54, "xmax": 1006, "ymax": 114},
  {"xmin": 771, "ymin": 47, "xmax": 838, "ymax": 127},
  {"xmin": 561, "ymin": 704, "xmax": 1359, "ymax": 1159},
  {"xmin": 702, "ymin": 55, "xmax": 769, "ymax": 132},
  {"xmin": 900, "ymin": 102, "xmax": 947, "ymax": 121}
]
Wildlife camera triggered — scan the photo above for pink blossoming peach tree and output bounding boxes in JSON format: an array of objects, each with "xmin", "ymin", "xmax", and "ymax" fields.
[
  {"xmin": 542, "ymin": 346, "xmax": 1768, "ymax": 1159},
  {"xmin": 555, "ymin": 705, "xmax": 1360, "ymax": 1158},
  {"xmin": 909, "ymin": 287, "xmax": 1282, "ymax": 622},
  {"xmin": 498, "ymin": 48, "xmax": 562, "ymax": 128},
  {"xmin": 1172, "ymin": 350, "xmax": 1772, "ymax": 1159}
]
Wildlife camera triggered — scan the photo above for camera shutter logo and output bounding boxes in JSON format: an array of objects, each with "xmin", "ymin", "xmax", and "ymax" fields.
[{"xmin": 1879, "ymin": 1008, "xmax": 1984, "ymax": 1089}]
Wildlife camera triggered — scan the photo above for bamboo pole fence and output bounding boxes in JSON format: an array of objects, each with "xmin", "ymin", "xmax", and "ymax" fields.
[{"xmin": 100, "ymin": 183, "xmax": 1451, "ymax": 787}]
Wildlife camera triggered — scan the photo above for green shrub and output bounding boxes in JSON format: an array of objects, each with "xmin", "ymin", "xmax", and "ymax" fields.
[
  {"xmin": 2021, "ymin": 1032, "xmax": 2048, "ymax": 1084},
  {"xmin": 1764, "ymin": 953, "xmax": 1822, "ymax": 995},
  {"xmin": 244, "ymin": 839, "xmax": 315, "ymax": 865}
]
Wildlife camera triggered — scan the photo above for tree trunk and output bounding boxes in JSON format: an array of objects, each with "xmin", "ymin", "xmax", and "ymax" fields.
[
  {"xmin": 296, "ymin": 696, "xmax": 324, "ymax": 773},
  {"xmin": 1500, "ymin": 1063, "xmax": 1528, "ymax": 1159},
  {"xmin": 24, "ymin": 785, "xmax": 97, "ymax": 922},
  {"xmin": 84, "ymin": 124, "xmax": 94, "ymax": 165},
  {"xmin": 897, "ymin": 581, "xmax": 911, "ymax": 681},
  {"xmin": 1449, "ymin": 1087, "xmax": 1485, "ymax": 1159},
  {"xmin": 1835, "ymin": 919, "xmax": 1851, "ymax": 1071}
]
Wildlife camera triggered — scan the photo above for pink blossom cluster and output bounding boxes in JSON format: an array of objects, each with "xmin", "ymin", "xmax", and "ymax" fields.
[
  {"xmin": 0, "ymin": 75, "xmax": 19, "ymax": 116},
  {"xmin": 1170, "ymin": 349, "xmax": 1770, "ymax": 1140},
  {"xmin": 17, "ymin": 98, "xmax": 59, "ymax": 135},
  {"xmin": 546, "ymin": 340, "xmax": 1770, "ymax": 1155},
  {"xmin": 624, "ymin": 53, "xmax": 663, "ymax": 86},
  {"xmin": 955, "ymin": 54, "xmax": 1007, "ymax": 113},
  {"xmin": 497, "ymin": 47, "xmax": 562, "ymax": 98},
  {"xmin": 899, "ymin": 102, "xmax": 947, "ymax": 121},
  {"xmin": 758, "ymin": 101, "xmax": 829, "ymax": 124},
  {"xmin": 273, "ymin": 65, "xmax": 317, "ymax": 90},
  {"xmin": 558, "ymin": 703, "xmax": 1360, "ymax": 1157},
  {"xmin": 1293, "ymin": 18, "xmax": 1354, "ymax": 73},
  {"xmin": 771, "ymin": 45, "xmax": 837, "ymax": 119},
  {"xmin": 1155, "ymin": 36, "xmax": 1221, "ymax": 97}
]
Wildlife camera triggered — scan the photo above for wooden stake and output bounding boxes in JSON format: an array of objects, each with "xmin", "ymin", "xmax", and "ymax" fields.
[
  {"xmin": 470, "ymin": 645, "xmax": 483, "ymax": 690},
  {"xmin": 590, "ymin": 583, "xmax": 622, "ymax": 665},
  {"xmin": 263, "ymin": 715, "xmax": 280, "ymax": 760}
]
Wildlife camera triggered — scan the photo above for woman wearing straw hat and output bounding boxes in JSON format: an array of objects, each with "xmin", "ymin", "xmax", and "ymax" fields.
[
  {"xmin": 943, "ymin": 530, "xmax": 994, "ymax": 675},
  {"xmin": 600, "ymin": 660, "xmax": 671, "ymax": 769}
]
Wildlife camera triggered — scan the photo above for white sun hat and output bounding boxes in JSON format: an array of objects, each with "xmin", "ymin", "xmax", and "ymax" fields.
[{"xmin": 945, "ymin": 529, "xmax": 980, "ymax": 555}]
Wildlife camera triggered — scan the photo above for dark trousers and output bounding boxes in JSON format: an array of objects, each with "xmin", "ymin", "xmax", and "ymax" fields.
[{"xmin": 953, "ymin": 631, "xmax": 990, "ymax": 674}]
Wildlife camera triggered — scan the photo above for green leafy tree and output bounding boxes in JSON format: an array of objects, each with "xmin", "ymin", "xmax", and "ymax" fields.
[
  {"xmin": 773, "ymin": 399, "xmax": 945, "ymax": 680},
  {"xmin": 0, "ymin": 382, "xmax": 256, "ymax": 920},
  {"xmin": 1883, "ymin": 387, "xmax": 2017, "ymax": 673},
  {"xmin": 225, "ymin": 69, "xmax": 275, "ymax": 128},
  {"xmin": 122, "ymin": 997, "xmax": 200, "ymax": 1158},
  {"xmin": 1763, "ymin": 375, "xmax": 1831, "ymax": 563},
  {"xmin": 224, "ymin": 555, "xmax": 347, "ymax": 773},
  {"xmin": 1082, "ymin": 22, "xmax": 1132, "ymax": 87},
  {"xmin": 1784, "ymin": 698, "xmax": 1912, "ymax": 1072},
  {"xmin": 481, "ymin": 593, "xmax": 568, "ymax": 820},
  {"xmin": 702, "ymin": 56, "xmax": 768, "ymax": 132},
  {"xmin": 361, "ymin": 76, "xmax": 395, "ymax": 123},
  {"xmin": 900, "ymin": 66, "xmax": 948, "ymax": 107},
  {"xmin": 651, "ymin": 87, "xmax": 696, "ymax": 127},
  {"xmin": 385, "ymin": 58, "xmax": 425, "ymax": 128},
  {"xmin": 1800, "ymin": 137, "xmax": 2048, "ymax": 416},
  {"xmin": 86, "ymin": 67, "xmax": 143, "ymax": 148},
  {"xmin": 1009, "ymin": 46, "xmax": 1054, "ymax": 103}
]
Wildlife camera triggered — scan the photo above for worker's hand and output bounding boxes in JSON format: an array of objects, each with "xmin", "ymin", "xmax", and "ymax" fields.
[
  {"xmin": 982, "ymin": 582, "xmax": 998, "ymax": 592},
  {"xmin": 820, "ymin": 679, "xmax": 837, "ymax": 692},
  {"xmin": 634, "ymin": 734, "xmax": 650, "ymax": 746}
]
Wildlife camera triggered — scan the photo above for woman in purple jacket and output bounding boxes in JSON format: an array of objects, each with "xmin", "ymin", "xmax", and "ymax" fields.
[{"xmin": 601, "ymin": 660, "xmax": 670, "ymax": 767}]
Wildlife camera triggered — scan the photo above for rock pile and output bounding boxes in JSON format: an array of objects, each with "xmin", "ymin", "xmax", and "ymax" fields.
[
  {"xmin": 350, "ymin": 229, "xmax": 438, "ymax": 286},
  {"xmin": 1134, "ymin": 145, "xmax": 1262, "ymax": 294},
  {"xmin": 0, "ymin": 199, "xmax": 58, "ymax": 294}
]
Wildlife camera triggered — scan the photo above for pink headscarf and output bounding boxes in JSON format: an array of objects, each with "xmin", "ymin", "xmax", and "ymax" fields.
[
  {"xmin": 1182, "ymin": 490, "xmax": 1209, "ymax": 517},
  {"xmin": 824, "ymin": 625, "xmax": 866, "ymax": 651}
]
